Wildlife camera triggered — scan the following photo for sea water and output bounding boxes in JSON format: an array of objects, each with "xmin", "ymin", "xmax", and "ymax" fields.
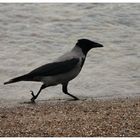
[{"xmin": 0, "ymin": 3, "xmax": 140, "ymax": 106}]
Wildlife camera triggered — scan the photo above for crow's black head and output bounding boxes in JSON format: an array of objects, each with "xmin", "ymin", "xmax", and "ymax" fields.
[{"xmin": 76, "ymin": 39, "xmax": 103, "ymax": 55}]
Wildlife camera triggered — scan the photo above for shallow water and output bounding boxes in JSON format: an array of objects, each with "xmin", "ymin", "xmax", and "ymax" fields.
[{"xmin": 0, "ymin": 3, "xmax": 140, "ymax": 106}]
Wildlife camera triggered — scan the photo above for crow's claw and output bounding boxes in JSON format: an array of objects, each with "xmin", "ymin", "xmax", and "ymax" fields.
[
  {"xmin": 74, "ymin": 97, "xmax": 79, "ymax": 100},
  {"xmin": 30, "ymin": 90, "xmax": 36, "ymax": 103},
  {"xmin": 30, "ymin": 90, "xmax": 35, "ymax": 98},
  {"xmin": 31, "ymin": 97, "xmax": 36, "ymax": 103}
]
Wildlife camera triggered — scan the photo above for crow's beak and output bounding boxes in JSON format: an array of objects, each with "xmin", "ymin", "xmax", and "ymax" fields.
[{"xmin": 95, "ymin": 43, "xmax": 104, "ymax": 48}]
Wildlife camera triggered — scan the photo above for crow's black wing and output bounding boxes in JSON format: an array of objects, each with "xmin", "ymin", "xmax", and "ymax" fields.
[{"xmin": 28, "ymin": 58, "xmax": 79, "ymax": 77}]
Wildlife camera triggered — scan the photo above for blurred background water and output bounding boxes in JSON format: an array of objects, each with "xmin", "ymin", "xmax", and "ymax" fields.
[{"xmin": 0, "ymin": 3, "xmax": 140, "ymax": 106}]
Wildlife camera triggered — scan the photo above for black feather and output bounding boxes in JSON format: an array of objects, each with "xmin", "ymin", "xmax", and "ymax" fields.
[
  {"xmin": 4, "ymin": 58, "xmax": 79, "ymax": 84},
  {"xmin": 4, "ymin": 74, "xmax": 29, "ymax": 85},
  {"xmin": 28, "ymin": 58, "xmax": 79, "ymax": 77}
]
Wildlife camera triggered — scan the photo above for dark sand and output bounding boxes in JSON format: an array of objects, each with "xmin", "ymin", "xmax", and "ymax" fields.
[{"xmin": 0, "ymin": 97, "xmax": 139, "ymax": 137}]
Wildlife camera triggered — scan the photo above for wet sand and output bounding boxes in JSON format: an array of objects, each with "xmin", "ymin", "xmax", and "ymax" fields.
[{"xmin": 0, "ymin": 97, "xmax": 139, "ymax": 137}]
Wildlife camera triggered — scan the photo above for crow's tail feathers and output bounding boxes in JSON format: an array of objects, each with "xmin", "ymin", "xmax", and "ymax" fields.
[{"xmin": 4, "ymin": 74, "xmax": 30, "ymax": 85}]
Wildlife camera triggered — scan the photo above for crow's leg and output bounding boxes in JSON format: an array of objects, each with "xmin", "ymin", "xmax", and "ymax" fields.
[
  {"xmin": 30, "ymin": 84, "xmax": 46, "ymax": 103},
  {"xmin": 62, "ymin": 83, "xmax": 79, "ymax": 100}
]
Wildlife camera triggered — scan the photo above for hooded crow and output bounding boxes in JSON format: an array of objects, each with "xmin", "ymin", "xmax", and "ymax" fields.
[{"xmin": 4, "ymin": 39, "xmax": 103, "ymax": 103}]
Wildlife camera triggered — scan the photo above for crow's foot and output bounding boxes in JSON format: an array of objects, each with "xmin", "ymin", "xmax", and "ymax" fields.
[{"xmin": 30, "ymin": 90, "xmax": 36, "ymax": 103}]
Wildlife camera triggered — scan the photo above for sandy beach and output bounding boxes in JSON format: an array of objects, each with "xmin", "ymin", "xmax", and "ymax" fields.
[{"xmin": 0, "ymin": 97, "xmax": 139, "ymax": 137}]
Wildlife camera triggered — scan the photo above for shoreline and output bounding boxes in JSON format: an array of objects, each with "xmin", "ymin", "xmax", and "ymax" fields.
[{"xmin": 0, "ymin": 97, "xmax": 139, "ymax": 137}]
